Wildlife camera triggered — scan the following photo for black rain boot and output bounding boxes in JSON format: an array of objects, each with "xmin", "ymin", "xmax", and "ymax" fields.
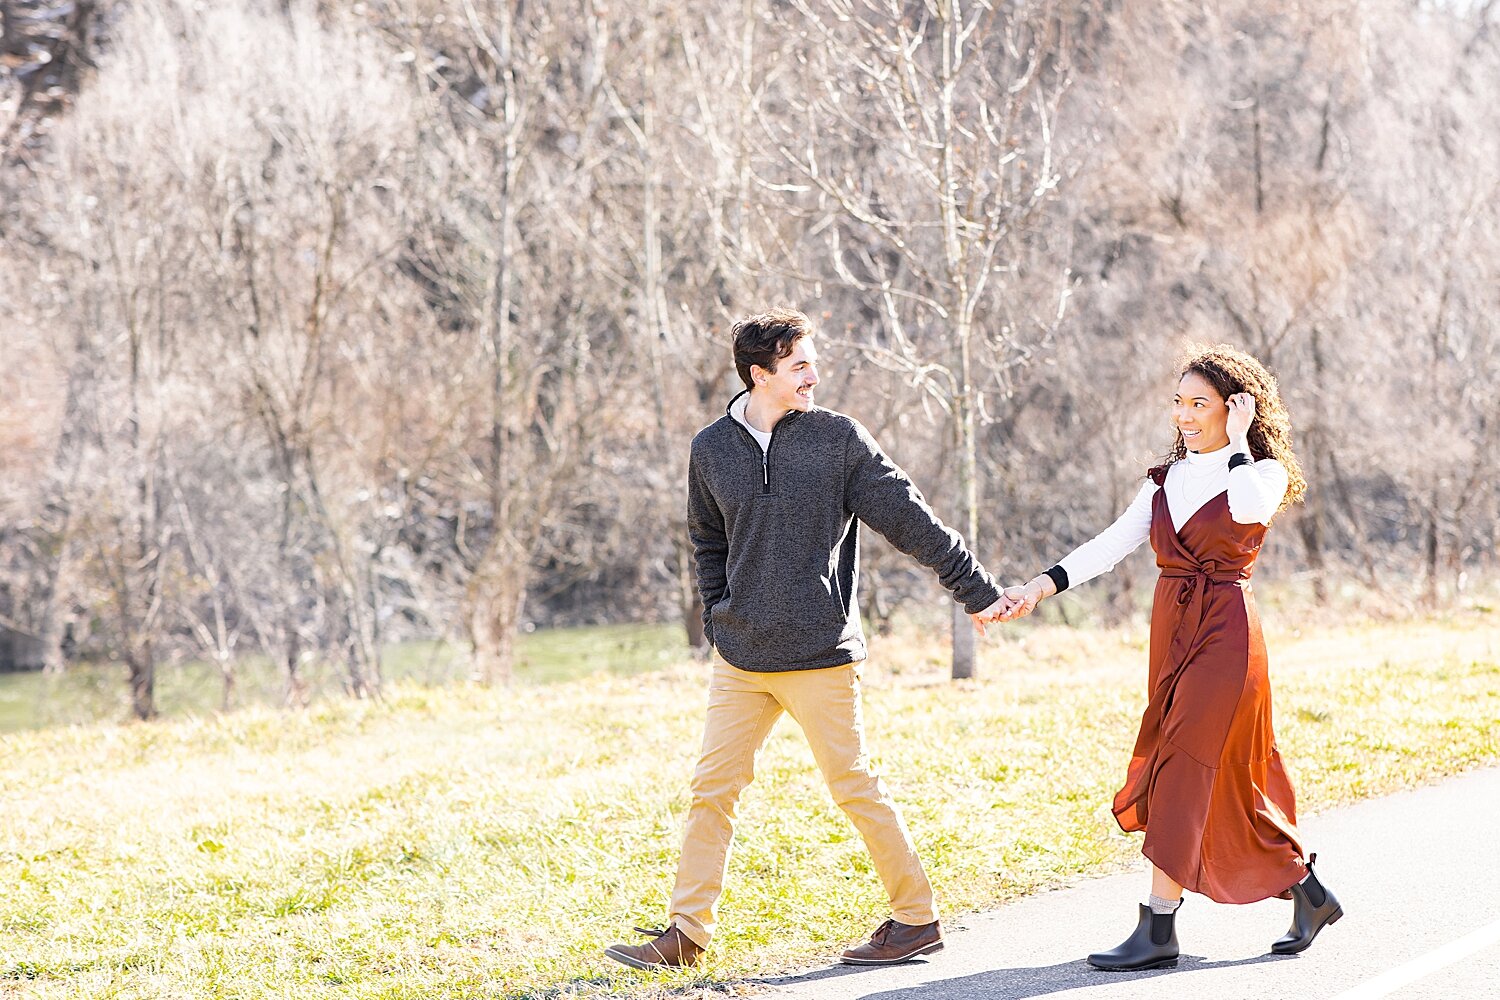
[
  {"xmin": 1272, "ymin": 854, "xmax": 1343, "ymax": 955},
  {"xmin": 1087, "ymin": 902, "xmax": 1180, "ymax": 971}
]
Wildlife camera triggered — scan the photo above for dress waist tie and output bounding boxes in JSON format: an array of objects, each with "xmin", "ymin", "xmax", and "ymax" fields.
[{"xmin": 1154, "ymin": 562, "xmax": 1247, "ymax": 705}]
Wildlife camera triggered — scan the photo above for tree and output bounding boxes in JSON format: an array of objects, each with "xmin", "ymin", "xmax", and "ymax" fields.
[
  {"xmin": 765, "ymin": 0, "xmax": 1080, "ymax": 676},
  {"xmin": 388, "ymin": 0, "xmax": 620, "ymax": 683}
]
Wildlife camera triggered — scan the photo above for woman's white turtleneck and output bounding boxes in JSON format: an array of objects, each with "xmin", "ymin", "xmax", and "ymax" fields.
[{"xmin": 1055, "ymin": 445, "xmax": 1289, "ymax": 591}]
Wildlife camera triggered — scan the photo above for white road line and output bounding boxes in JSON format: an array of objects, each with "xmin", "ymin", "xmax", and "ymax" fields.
[{"xmin": 1329, "ymin": 918, "xmax": 1500, "ymax": 1000}]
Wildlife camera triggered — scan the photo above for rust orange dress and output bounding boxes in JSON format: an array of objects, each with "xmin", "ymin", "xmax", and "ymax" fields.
[{"xmin": 1110, "ymin": 465, "xmax": 1307, "ymax": 903}]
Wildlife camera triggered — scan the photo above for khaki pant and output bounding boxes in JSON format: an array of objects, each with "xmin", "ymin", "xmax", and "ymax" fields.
[{"xmin": 667, "ymin": 657, "xmax": 936, "ymax": 948}]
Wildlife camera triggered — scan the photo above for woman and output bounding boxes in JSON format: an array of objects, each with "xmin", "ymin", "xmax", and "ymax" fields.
[{"xmin": 1000, "ymin": 345, "xmax": 1342, "ymax": 970}]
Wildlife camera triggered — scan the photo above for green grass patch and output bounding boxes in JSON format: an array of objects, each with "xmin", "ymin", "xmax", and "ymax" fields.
[{"xmin": 0, "ymin": 609, "xmax": 1496, "ymax": 998}]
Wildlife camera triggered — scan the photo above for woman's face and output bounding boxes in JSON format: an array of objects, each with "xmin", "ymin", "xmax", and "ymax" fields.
[{"xmin": 1173, "ymin": 370, "xmax": 1231, "ymax": 453}]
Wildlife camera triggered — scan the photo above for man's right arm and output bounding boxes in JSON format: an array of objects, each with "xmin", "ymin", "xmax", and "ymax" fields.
[{"xmin": 686, "ymin": 451, "xmax": 728, "ymax": 641}]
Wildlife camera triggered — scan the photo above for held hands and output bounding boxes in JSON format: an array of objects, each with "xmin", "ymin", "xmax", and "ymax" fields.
[
  {"xmin": 970, "ymin": 573, "xmax": 1057, "ymax": 634},
  {"xmin": 969, "ymin": 594, "xmax": 1019, "ymax": 637},
  {"xmin": 1226, "ymin": 392, "xmax": 1257, "ymax": 445},
  {"xmin": 997, "ymin": 580, "xmax": 1046, "ymax": 622}
]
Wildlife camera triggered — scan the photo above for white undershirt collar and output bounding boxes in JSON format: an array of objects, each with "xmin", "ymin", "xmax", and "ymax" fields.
[
  {"xmin": 1183, "ymin": 443, "xmax": 1232, "ymax": 467},
  {"xmin": 730, "ymin": 393, "xmax": 772, "ymax": 454}
]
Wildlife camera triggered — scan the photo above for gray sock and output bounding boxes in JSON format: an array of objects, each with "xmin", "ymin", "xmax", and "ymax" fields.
[{"xmin": 1148, "ymin": 894, "xmax": 1182, "ymax": 915}]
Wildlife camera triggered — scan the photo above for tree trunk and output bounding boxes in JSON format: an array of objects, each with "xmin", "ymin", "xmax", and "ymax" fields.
[
  {"xmin": 951, "ymin": 602, "xmax": 976, "ymax": 680},
  {"xmin": 1302, "ymin": 327, "xmax": 1329, "ymax": 604},
  {"xmin": 276, "ymin": 490, "xmax": 308, "ymax": 707},
  {"xmin": 38, "ymin": 545, "xmax": 71, "ymax": 674},
  {"xmin": 283, "ymin": 629, "xmax": 308, "ymax": 708},
  {"xmin": 126, "ymin": 646, "xmax": 156, "ymax": 721},
  {"xmin": 938, "ymin": 2, "xmax": 981, "ymax": 681},
  {"xmin": 218, "ymin": 654, "xmax": 236, "ymax": 713},
  {"xmin": 948, "ymin": 364, "xmax": 980, "ymax": 678},
  {"xmin": 1423, "ymin": 497, "xmax": 1440, "ymax": 606},
  {"xmin": 481, "ymin": 7, "xmax": 520, "ymax": 688},
  {"xmin": 1296, "ymin": 501, "xmax": 1329, "ymax": 606},
  {"xmin": 341, "ymin": 616, "xmax": 380, "ymax": 700},
  {"xmin": 1105, "ymin": 561, "xmax": 1136, "ymax": 626},
  {"xmin": 681, "ymin": 566, "xmax": 707, "ymax": 653},
  {"xmin": 467, "ymin": 546, "xmax": 527, "ymax": 685}
]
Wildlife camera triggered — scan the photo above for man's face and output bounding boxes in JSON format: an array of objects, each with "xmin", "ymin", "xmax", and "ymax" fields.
[{"xmin": 753, "ymin": 337, "xmax": 820, "ymax": 412}]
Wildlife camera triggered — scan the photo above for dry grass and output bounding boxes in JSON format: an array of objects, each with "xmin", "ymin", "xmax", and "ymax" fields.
[{"xmin": 1, "ymin": 607, "xmax": 1496, "ymax": 998}]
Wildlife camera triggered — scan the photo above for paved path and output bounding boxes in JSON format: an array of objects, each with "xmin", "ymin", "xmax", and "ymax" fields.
[{"xmin": 752, "ymin": 767, "xmax": 1500, "ymax": 1000}]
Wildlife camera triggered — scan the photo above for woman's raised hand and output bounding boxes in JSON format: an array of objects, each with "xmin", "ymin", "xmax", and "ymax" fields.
[{"xmin": 1226, "ymin": 392, "xmax": 1257, "ymax": 444}]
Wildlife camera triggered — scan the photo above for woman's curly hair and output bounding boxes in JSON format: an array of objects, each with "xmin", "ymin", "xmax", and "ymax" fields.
[{"xmin": 1160, "ymin": 344, "xmax": 1307, "ymax": 514}]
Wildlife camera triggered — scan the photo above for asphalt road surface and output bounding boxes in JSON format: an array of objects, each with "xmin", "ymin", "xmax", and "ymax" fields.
[{"xmin": 752, "ymin": 766, "xmax": 1500, "ymax": 1000}]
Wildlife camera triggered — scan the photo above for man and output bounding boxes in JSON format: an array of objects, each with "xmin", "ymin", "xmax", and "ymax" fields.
[{"xmin": 605, "ymin": 308, "xmax": 1011, "ymax": 971}]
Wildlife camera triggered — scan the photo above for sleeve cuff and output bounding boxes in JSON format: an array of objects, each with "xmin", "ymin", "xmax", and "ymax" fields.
[
  {"xmin": 1044, "ymin": 564, "xmax": 1070, "ymax": 595},
  {"xmin": 963, "ymin": 583, "xmax": 1003, "ymax": 615}
]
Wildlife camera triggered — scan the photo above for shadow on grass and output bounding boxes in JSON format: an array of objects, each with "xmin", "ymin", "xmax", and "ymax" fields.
[{"xmin": 750, "ymin": 951, "xmax": 1298, "ymax": 999}]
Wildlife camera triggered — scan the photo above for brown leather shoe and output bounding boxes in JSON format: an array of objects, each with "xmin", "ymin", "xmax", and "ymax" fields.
[
  {"xmin": 840, "ymin": 918, "xmax": 944, "ymax": 965},
  {"xmin": 604, "ymin": 925, "xmax": 705, "ymax": 970}
]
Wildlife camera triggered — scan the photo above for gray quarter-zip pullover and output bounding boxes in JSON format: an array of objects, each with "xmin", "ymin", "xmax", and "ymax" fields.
[{"xmin": 687, "ymin": 391, "xmax": 1001, "ymax": 671}]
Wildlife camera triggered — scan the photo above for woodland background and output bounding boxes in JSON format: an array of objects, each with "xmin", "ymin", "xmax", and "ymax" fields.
[{"xmin": 1, "ymin": 0, "xmax": 1496, "ymax": 719}]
